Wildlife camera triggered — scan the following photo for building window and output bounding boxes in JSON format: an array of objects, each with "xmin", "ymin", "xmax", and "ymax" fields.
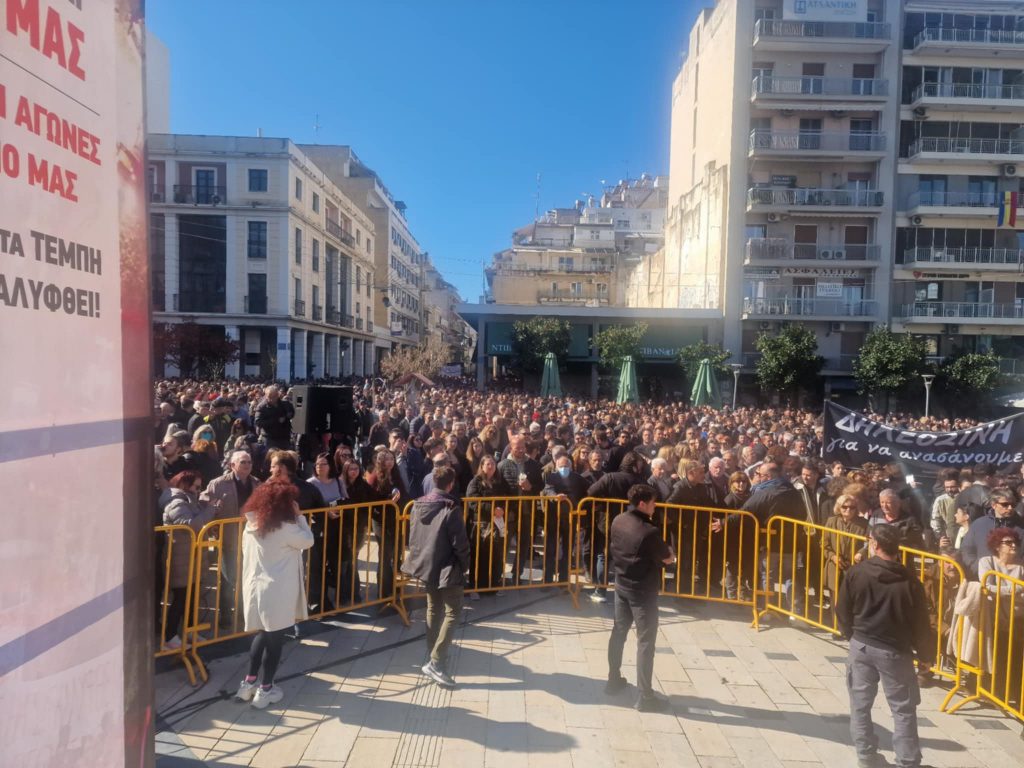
[
  {"xmin": 356, "ymin": 302, "xmax": 361, "ymax": 315},
  {"xmin": 589, "ymin": 230, "xmax": 601, "ymax": 240},
  {"xmin": 558, "ymin": 255, "xmax": 574, "ymax": 271},
  {"xmin": 294, "ymin": 277, "xmax": 303, "ymax": 307},
  {"xmin": 295, "ymin": 227, "xmax": 302, "ymax": 264},
  {"xmin": 247, "ymin": 221, "xmax": 267, "ymax": 259},
  {"xmin": 247, "ymin": 273, "xmax": 267, "ymax": 314},
  {"xmin": 356, "ymin": 229, "xmax": 361, "ymax": 245},
  {"xmin": 356, "ymin": 266, "xmax": 362, "ymax": 290},
  {"xmin": 312, "ymin": 192, "xmax": 320, "ymax": 213},
  {"xmin": 366, "ymin": 238, "xmax": 372, "ymax": 254},
  {"xmin": 597, "ymin": 283, "xmax": 608, "ymax": 296},
  {"xmin": 570, "ymin": 282, "xmax": 582, "ymax": 296},
  {"xmin": 295, "ymin": 177, "xmax": 302, "ymax": 201},
  {"xmin": 312, "ymin": 239, "xmax": 320, "ymax": 272},
  {"xmin": 248, "ymin": 169, "xmax": 268, "ymax": 192}
]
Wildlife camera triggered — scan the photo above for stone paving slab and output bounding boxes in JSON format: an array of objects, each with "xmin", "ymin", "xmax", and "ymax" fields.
[{"xmin": 155, "ymin": 593, "xmax": 1023, "ymax": 767}]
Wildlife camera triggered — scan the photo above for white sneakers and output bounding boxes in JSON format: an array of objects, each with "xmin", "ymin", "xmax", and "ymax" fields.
[
  {"xmin": 235, "ymin": 679, "xmax": 283, "ymax": 709},
  {"xmin": 163, "ymin": 635, "xmax": 182, "ymax": 650}
]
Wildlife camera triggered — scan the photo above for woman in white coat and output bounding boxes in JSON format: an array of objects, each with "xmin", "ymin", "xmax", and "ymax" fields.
[{"xmin": 234, "ymin": 480, "xmax": 314, "ymax": 709}]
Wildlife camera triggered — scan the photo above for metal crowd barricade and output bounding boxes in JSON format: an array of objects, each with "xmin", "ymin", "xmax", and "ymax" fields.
[
  {"xmin": 154, "ymin": 524, "xmax": 205, "ymax": 685},
  {"xmin": 759, "ymin": 516, "xmax": 867, "ymax": 634},
  {"xmin": 572, "ymin": 497, "xmax": 630, "ymax": 598},
  {"xmin": 944, "ymin": 570, "xmax": 1024, "ymax": 724},
  {"xmin": 897, "ymin": 545, "xmax": 966, "ymax": 683},
  {"xmin": 396, "ymin": 496, "xmax": 575, "ymax": 610}
]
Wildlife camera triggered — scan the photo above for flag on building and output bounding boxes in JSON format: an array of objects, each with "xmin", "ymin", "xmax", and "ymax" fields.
[{"xmin": 997, "ymin": 190, "xmax": 1017, "ymax": 228}]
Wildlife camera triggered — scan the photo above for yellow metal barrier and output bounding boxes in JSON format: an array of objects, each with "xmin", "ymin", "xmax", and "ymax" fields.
[
  {"xmin": 396, "ymin": 496, "xmax": 576, "ymax": 611},
  {"xmin": 897, "ymin": 545, "xmax": 966, "ymax": 683},
  {"xmin": 154, "ymin": 524, "xmax": 205, "ymax": 685},
  {"xmin": 572, "ymin": 497, "xmax": 629, "ymax": 598},
  {"xmin": 944, "ymin": 570, "xmax": 1024, "ymax": 724}
]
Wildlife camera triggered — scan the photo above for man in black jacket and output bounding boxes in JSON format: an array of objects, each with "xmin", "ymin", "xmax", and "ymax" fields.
[
  {"xmin": 586, "ymin": 451, "xmax": 647, "ymax": 602},
  {"xmin": 606, "ymin": 484, "xmax": 675, "ymax": 712},
  {"xmin": 837, "ymin": 524, "xmax": 932, "ymax": 768},
  {"xmin": 497, "ymin": 434, "xmax": 544, "ymax": 584},
  {"xmin": 402, "ymin": 467, "xmax": 470, "ymax": 689},
  {"xmin": 665, "ymin": 459, "xmax": 714, "ymax": 593},
  {"xmin": 253, "ymin": 385, "xmax": 294, "ymax": 451},
  {"xmin": 540, "ymin": 455, "xmax": 589, "ymax": 583}
]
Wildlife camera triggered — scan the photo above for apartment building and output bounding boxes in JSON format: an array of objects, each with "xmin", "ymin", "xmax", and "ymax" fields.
[
  {"xmin": 891, "ymin": 2, "xmax": 1024, "ymax": 373},
  {"xmin": 148, "ymin": 134, "xmax": 379, "ymax": 381},
  {"xmin": 301, "ymin": 146, "xmax": 426, "ymax": 353},
  {"xmin": 422, "ymin": 260, "xmax": 475, "ymax": 364},
  {"xmin": 664, "ymin": 0, "xmax": 1024, "ymax": 383},
  {"xmin": 486, "ymin": 176, "xmax": 667, "ymax": 307}
]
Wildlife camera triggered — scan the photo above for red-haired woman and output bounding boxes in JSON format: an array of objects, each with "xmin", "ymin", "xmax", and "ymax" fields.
[
  {"xmin": 159, "ymin": 471, "xmax": 214, "ymax": 649},
  {"xmin": 235, "ymin": 480, "xmax": 314, "ymax": 709}
]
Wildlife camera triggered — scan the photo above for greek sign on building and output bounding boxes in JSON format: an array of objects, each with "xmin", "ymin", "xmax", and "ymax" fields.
[
  {"xmin": 823, "ymin": 402, "xmax": 1024, "ymax": 474},
  {"xmin": 783, "ymin": 0, "xmax": 868, "ymax": 22},
  {"xmin": 0, "ymin": 1, "xmax": 152, "ymax": 766}
]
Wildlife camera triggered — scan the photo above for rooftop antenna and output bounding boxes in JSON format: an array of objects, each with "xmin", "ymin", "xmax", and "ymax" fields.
[
  {"xmin": 534, "ymin": 172, "xmax": 542, "ymax": 219},
  {"xmin": 313, "ymin": 113, "xmax": 321, "ymax": 137}
]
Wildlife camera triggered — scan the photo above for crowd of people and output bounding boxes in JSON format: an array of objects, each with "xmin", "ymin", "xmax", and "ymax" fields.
[{"xmin": 150, "ymin": 376, "xmax": 1023, "ymax": 718}]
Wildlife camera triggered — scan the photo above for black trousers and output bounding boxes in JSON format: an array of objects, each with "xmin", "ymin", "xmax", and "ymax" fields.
[{"xmin": 607, "ymin": 588, "xmax": 659, "ymax": 700}]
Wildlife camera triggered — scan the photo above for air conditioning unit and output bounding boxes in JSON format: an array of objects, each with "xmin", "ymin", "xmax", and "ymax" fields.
[
  {"xmin": 1002, "ymin": 164, "xmax": 1018, "ymax": 177},
  {"xmin": 946, "ymin": 324, "xmax": 960, "ymax": 334},
  {"xmin": 910, "ymin": 215, "xmax": 924, "ymax": 226},
  {"xmin": 833, "ymin": 249, "xmax": 846, "ymax": 260},
  {"xmin": 767, "ymin": 212, "xmax": 782, "ymax": 222},
  {"xmin": 829, "ymin": 322, "xmax": 846, "ymax": 333},
  {"xmin": 913, "ymin": 106, "xmax": 927, "ymax": 117},
  {"xmin": 820, "ymin": 250, "xmax": 833, "ymax": 260},
  {"xmin": 211, "ymin": 195, "xmax": 222, "ymax": 206},
  {"xmin": 758, "ymin": 321, "xmax": 772, "ymax": 331}
]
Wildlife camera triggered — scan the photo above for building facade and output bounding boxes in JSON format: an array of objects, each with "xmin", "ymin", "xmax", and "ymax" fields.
[
  {"xmin": 148, "ymin": 134, "xmax": 379, "ymax": 381},
  {"xmin": 659, "ymin": 0, "xmax": 1024, "ymax": 384}
]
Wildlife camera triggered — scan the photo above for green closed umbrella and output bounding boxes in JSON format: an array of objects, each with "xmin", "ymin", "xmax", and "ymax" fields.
[
  {"xmin": 616, "ymin": 355, "xmax": 639, "ymax": 404},
  {"xmin": 690, "ymin": 358, "xmax": 721, "ymax": 407},
  {"xmin": 539, "ymin": 352, "xmax": 562, "ymax": 397}
]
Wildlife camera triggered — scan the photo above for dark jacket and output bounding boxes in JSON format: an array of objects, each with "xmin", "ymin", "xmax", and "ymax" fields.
[
  {"xmin": 609, "ymin": 507, "xmax": 672, "ymax": 596},
  {"xmin": 253, "ymin": 397, "xmax": 294, "ymax": 443},
  {"xmin": 587, "ymin": 470, "xmax": 645, "ymax": 534},
  {"xmin": 741, "ymin": 478, "xmax": 803, "ymax": 526},
  {"xmin": 497, "ymin": 455, "xmax": 543, "ymax": 496},
  {"xmin": 401, "ymin": 490, "xmax": 471, "ymax": 589},
  {"xmin": 542, "ymin": 470, "xmax": 590, "ymax": 508},
  {"xmin": 960, "ymin": 511, "xmax": 1024, "ymax": 578},
  {"xmin": 837, "ymin": 556, "xmax": 933, "ymax": 663},
  {"xmin": 649, "ymin": 475, "xmax": 675, "ymax": 503},
  {"xmin": 666, "ymin": 477, "xmax": 712, "ymax": 508}
]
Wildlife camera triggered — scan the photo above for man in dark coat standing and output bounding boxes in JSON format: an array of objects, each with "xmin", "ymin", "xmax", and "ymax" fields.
[
  {"xmin": 540, "ymin": 454, "xmax": 589, "ymax": 583},
  {"xmin": 586, "ymin": 451, "xmax": 647, "ymax": 602},
  {"xmin": 606, "ymin": 483, "xmax": 675, "ymax": 712},
  {"xmin": 402, "ymin": 467, "xmax": 470, "ymax": 689}
]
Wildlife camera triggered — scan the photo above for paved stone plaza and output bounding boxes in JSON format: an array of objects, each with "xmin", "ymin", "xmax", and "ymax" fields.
[{"xmin": 154, "ymin": 593, "xmax": 1023, "ymax": 768}]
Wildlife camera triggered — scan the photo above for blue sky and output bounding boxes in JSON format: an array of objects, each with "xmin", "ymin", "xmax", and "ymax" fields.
[{"xmin": 148, "ymin": 0, "xmax": 702, "ymax": 301}]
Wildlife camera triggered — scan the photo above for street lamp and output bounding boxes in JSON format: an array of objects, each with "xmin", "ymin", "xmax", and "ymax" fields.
[
  {"xmin": 922, "ymin": 374, "xmax": 936, "ymax": 418},
  {"xmin": 730, "ymin": 363, "xmax": 743, "ymax": 409}
]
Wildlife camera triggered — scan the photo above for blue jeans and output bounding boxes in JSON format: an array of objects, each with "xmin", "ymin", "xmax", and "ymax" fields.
[{"xmin": 760, "ymin": 550, "xmax": 806, "ymax": 615}]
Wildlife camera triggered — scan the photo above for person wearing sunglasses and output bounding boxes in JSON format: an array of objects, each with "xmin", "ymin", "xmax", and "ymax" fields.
[
  {"xmin": 960, "ymin": 489, "xmax": 1024, "ymax": 579},
  {"xmin": 977, "ymin": 527, "xmax": 1024, "ymax": 709}
]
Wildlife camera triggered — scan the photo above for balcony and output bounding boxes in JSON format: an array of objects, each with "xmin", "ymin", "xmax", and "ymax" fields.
[
  {"xmin": 906, "ymin": 136, "xmax": 1024, "ymax": 162},
  {"xmin": 367, "ymin": 321, "xmax": 374, "ymax": 332},
  {"xmin": 326, "ymin": 308, "xmax": 341, "ymax": 325},
  {"xmin": 171, "ymin": 185, "xmax": 226, "ymax": 205},
  {"xmin": 903, "ymin": 190, "xmax": 1004, "ymax": 218},
  {"xmin": 751, "ymin": 75, "xmax": 889, "ymax": 107},
  {"xmin": 898, "ymin": 302, "xmax": 1024, "ymax": 325},
  {"xmin": 901, "ymin": 247, "xmax": 1024, "ymax": 271},
  {"xmin": 745, "ymin": 238, "xmax": 880, "ymax": 264},
  {"xmin": 744, "ymin": 351, "xmax": 857, "ymax": 372},
  {"xmin": 294, "ymin": 299, "xmax": 306, "ymax": 317},
  {"xmin": 908, "ymin": 82, "xmax": 1024, "ymax": 112},
  {"xmin": 749, "ymin": 130, "xmax": 886, "ymax": 160},
  {"xmin": 312, "ymin": 304, "xmax": 323, "ymax": 322},
  {"xmin": 343, "ymin": 314, "xmax": 355, "ymax": 328},
  {"xmin": 912, "ymin": 27, "xmax": 1024, "ymax": 58},
  {"xmin": 753, "ymin": 19, "xmax": 891, "ymax": 52},
  {"xmin": 743, "ymin": 297, "xmax": 878, "ymax": 319},
  {"xmin": 356, "ymin": 318, "xmax": 364, "ymax": 330},
  {"xmin": 150, "ymin": 189, "xmax": 166, "ymax": 203},
  {"xmin": 325, "ymin": 218, "xmax": 356, "ymax": 247},
  {"xmin": 747, "ymin": 187, "xmax": 884, "ymax": 213},
  {"xmin": 244, "ymin": 294, "xmax": 268, "ymax": 314},
  {"xmin": 537, "ymin": 290, "xmax": 610, "ymax": 306}
]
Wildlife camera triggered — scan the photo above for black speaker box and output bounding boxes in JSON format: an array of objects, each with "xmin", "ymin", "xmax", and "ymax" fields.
[{"xmin": 291, "ymin": 385, "xmax": 356, "ymax": 436}]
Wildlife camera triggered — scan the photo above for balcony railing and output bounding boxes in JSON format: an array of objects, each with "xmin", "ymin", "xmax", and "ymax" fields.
[
  {"xmin": 367, "ymin": 321, "xmax": 374, "ymax": 332},
  {"xmin": 747, "ymin": 187, "xmax": 884, "ymax": 207},
  {"xmin": 910, "ymin": 82, "xmax": 1024, "ymax": 102},
  {"xmin": 326, "ymin": 308, "xmax": 341, "ymax": 325},
  {"xmin": 907, "ymin": 137, "xmax": 1024, "ymax": 157},
  {"xmin": 905, "ymin": 190, "xmax": 1003, "ymax": 208},
  {"xmin": 899, "ymin": 302, "xmax": 1024, "ymax": 320},
  {"xmin": 537, "ymin": 290, "xmax": 610, "ymax": 305},
  {"xmin": 150, "ymin": 189, "xmax": 165, "ymax": 203},
  {"xmin": 746, "ymin": 238, "xmax": 880, "ymax": 261},
  {"xmin": 244, "ymin": 294, "xmax": 268, "ymax": 314},
  {"xmin": 172, "ymin": 185, "xmax": 226, "ymax": 205},
  {"xmin": 743, "ymin": 352, "xmax": 855, "ymax": 372},
  {"xmin": 356, "ymin": 318, "xmax": 364, "ymax": 330},
  {"xmin": 1000, "ymin": 358, "xmax": 1024, "ymax": 375},
  {"xmin": 343, "ymin": 314, "xmax": 355, "ymax": 328},
  {"xmin": 755, "ymin": 19, "xmax": 891, "ymax": 42},
  {"xmin": 902, "ymin": 247, "xmax": 1024, "ymax": 267},
  {"xmin": 752, "ymin": 74, "xmax": 888, "ymax": 98},
  {"xmin": 294, "ymin": 299, "xmax": 306, "ymax": 317},
  {"xmin": 743, "ymin": 297, "xmax": 877, "ymax": 317},
  {"xmin": 914, "ymin": 27, "xmax": 1024, "ymax": 48},
  {"xmin": 324, "ymin": 218, "xmax": 356, "ymax": 246},
  {"xmin": 312, "ymin": 304, "xmax": 322, "ymax": 321},
  {"xmin": 749, "ymin": 130, "xmax": 886, "ymax": 152}
]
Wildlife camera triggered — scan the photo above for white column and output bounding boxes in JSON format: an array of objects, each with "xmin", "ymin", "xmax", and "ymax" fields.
[
  {"xmin": 224, "ymin": 219, "xmax": 239, "ymax": 313},
  {"xmin": 164, "ymin": 214, "xmax": 179, "ymax": 311},
  {"xmin": 225, "ymin": 325, "xmax": 241, "ymax": 379},
  {"xmin": 326, "ymin": 335, "xmax": 340, "ymax": 378},
  {"xmin": 310, "ymin": 331, "xmax": 325, "ymax": 380},
  {"xmin": 293, "ymin": 328, "xmax": 308, "ymax": 381},
  {"xmin": 365, "ymin": 343, "xmax": 376, "ymax": 376},
  {"xmin": 275, "ymin": 326, "xmax": 291, "ymax": 382}
]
